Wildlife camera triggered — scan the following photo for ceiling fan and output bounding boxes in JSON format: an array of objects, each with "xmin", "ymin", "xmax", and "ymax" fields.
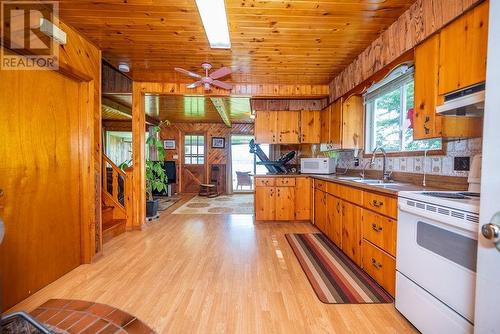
[{"xmin": 174, "ymin": 63, "xmax": 233, "ymax": 91}]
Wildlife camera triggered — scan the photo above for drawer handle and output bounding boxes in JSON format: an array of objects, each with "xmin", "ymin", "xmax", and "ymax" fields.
[
  {"xmin": 371, "ymin": 200, "xmax": 384, "ymax": 208},
  {"xmin": 371, "ymin": 258, "xmax": 383, "ymax": 269},
  {"xmin": 371, "ymin": 224, "xmax": 383, "ymax": 232}
]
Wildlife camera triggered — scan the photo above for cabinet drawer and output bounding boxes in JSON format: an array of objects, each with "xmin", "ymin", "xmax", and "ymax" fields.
[
  {"xmin": 326, "ymin": 182, "xmax": 339, "ymax": 196},
  {"xmin": 276, "ymin": 177, "xmax": 296, "ymax": 187},
  {"xmin": 255, "ymin": 178, "xmax": 275, "ymax": 187},
  {"xmin": 339, "ymin": 184, "xmax": 363, "ymax": 206},
  {"xmin": 314, "ymin": 180, "xmax": 327, "ymax": 191},
  {"xmin": 362, "ymin": 240, "xmax": 396, "ymax": 296},
  {"xmin": 362, "ymin": 210, "xmax": 397, "ymax": 256},
  {"xmin": 363, "ymin": 192, "xmax": 397, "ymax": 219}
]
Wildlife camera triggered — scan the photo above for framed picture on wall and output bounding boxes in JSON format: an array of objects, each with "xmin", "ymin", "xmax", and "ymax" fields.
[
  {"xmin": 164, "ymin": 139, "xmax": 176, "ymax": 150},
  {"xmin": 211, "ymin": 137, "xmax": 225, "ymax": 149}
]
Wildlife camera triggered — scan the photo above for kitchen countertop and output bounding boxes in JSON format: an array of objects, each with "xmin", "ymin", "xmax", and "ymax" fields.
[{"xmin": 254, "ymin": 173, "xmax": 439, "ymax": 195}]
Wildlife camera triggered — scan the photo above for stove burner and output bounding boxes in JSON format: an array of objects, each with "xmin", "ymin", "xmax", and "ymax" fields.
[
  {"xmin": 421, "ymin": 192, "xmax": 469, "ymax": 199},
  {"xmin": 458, "ymin": 192, "xmax": 480, "ymax": 198}
]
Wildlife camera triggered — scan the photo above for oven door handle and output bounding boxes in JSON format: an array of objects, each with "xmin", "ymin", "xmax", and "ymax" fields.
[{"xmin": 398, "ymin": 204, "xmax": 477, "ymax": 234}]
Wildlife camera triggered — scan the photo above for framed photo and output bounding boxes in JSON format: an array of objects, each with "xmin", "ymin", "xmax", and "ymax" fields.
[
  {"xmin": 164, "ymin": 139, "xmax": 176, "ymax": 150},
  {"xmin": 211, "ymin": 137, "xmax": 225, "ymax": 149}
]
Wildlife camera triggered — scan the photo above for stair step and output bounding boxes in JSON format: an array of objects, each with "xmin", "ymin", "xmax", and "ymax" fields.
[
  {"xmin": 103, "ymin": 219, "xmax": 126, "ymax": 244},
  {"xmin": 102, "ymin": 205, "xmax": 115, "ymax": 224}
]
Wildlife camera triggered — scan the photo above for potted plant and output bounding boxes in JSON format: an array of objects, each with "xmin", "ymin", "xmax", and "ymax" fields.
[{"xmin": 145, "ymin": 121, "xmax": 170, "ymax": 218}]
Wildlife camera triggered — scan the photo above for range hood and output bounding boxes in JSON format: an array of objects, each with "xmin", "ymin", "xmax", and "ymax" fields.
[{"xmin": 436, "ymin": 83, "xmax": 485, "ymax": 116}]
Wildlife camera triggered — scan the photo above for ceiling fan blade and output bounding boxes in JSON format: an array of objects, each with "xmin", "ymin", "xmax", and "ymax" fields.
[
  {"xmin": 209, "ymin": 67, "xmax": 232, "ymax": 80},
  {"xmin": 186, "ymin": 81, "xmax": 202, "ymax": 89},
  {"xmin": 174, "ymin": 67, "xmax": 202, "ymax": 79},
  {"xmin": 212, "ymin": 80, "xmax": 233, "ymax": 90}
]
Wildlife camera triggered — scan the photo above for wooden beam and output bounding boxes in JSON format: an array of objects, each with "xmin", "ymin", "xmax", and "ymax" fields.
[
  {"xmin": 210, "ymin": 98, "xmax": 231, "ymax": 127},
  {"xmin": 103, "ymin": 96, "xmax": 159, "ymax": 125},
  {"xmin": 131, "ymin": 82, "xmax": 146, "ymax": 230},
  {"xmin": 134, "ymin": 82, "xmax": 329, "ymax": 98}
]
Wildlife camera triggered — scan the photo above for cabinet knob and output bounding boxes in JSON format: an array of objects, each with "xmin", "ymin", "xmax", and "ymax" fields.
[{"xmin": 371, "ymin": 258, "xmax": 383, "ymax": 269}]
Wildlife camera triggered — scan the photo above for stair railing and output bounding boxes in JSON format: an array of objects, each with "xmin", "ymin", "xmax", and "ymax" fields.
[{"xmin": 102, "ymin": 154, "xmax": 133, "ymax": 228}]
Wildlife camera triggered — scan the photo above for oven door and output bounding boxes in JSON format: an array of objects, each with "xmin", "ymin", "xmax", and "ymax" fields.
[{"xmin": 396, "ymin": 208, "xmax": 477, "ymax": 323}]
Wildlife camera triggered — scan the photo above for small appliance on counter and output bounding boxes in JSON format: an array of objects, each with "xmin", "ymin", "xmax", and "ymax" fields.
[{"xmin": 300, "ymin": 157, "xmax": 337, "ymax": 174}]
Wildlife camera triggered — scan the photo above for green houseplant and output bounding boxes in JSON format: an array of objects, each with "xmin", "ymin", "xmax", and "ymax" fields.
[{"xmin": 145, "ymin": 120, "xmax": 169, "ymax": 217}]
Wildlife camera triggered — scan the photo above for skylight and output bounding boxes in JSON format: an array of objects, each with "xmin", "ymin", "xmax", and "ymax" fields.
[{"xmin": 195, "ymin": 0, "xmax": 231, "ymax": 49}]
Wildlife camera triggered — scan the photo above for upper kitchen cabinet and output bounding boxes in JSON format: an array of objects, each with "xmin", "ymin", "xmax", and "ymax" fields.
[
  {"xmin": 413, "ymin": 2, "xmax": 487, "ymax": 140},
  {"xmin": 320, "ymin": 96, "xmax": 364, "ymax": 149},
  {"xmin": 438, "ymin": 1, "xmax": 489, "ymax": 95},
  {"xmin": 276, "ymin": 111, "xmax": 300, "ymax": 144},
  {"xmin": 255, "ymin": 110, "xmax": 320, "ymax": 144},
  {"xmin": 255, "ymin": 111, "xmax": 277, "ymax": 143},
  {"xmin": 342, "ymin": 96, "xmax": 364, "ymax": 149},
  {"xmin": 299, "ymin": 110, "xmax": 321, "ymax": 144}
]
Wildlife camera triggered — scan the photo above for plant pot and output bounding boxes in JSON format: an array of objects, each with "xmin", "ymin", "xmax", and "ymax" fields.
[{"xmin": 146, "ymin": 199, "xmax": 159, "ymax": 218}]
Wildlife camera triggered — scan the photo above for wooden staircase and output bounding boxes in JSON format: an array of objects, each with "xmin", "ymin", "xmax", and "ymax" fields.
[{"xmin": 101, "ymin": 154, "xmax": 133, "ymax": 244}]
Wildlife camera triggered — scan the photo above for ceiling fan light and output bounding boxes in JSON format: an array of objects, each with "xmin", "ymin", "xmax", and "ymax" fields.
[{"xmin": 195, "ymin": 0, "xmax": 231, "ymax": 49}]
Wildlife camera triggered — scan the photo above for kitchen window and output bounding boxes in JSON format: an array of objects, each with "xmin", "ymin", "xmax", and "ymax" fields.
[
  {"xmin": 365, "ymin": 66, "xmax": 442, "ymax": 153},
  {"xmin": 184, "ymin": 134, "xmax": 205, "ymax": 165}
]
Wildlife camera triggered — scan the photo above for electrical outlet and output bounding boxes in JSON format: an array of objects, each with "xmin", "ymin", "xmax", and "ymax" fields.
[
  {"xmin": 454, "ymin": 157, "xmax": 470, "ymax": 171},
  {"xmin": 354, "ymin": 158, "xmax": 360, "ymax": 167}
]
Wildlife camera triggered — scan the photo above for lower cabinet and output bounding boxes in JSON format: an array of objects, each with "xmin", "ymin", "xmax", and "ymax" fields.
[
  {"xmin": 275, "ymin": 186, "xmax": 295, "ymax": 220},
  {"xmin": 255, "ymin": 186, "xmax": 275, "ymax": 221},
  {"xmin": 314, "ymin": 189, "xmax": 327, "ymax": 231},
  {"xmin": 326, "ymin": 194, "xmax": 342, "ymax": 248},
  {"xmin": 341, "ymin": 201, "xmax": 362, "ymax": 267},
  {"xmin": 255, "ymin": 177, "xmax": 310, "ymax": 221},
  {"xmin": 361, "ymin": 240, "xmax": 396, "ymax": 296}
]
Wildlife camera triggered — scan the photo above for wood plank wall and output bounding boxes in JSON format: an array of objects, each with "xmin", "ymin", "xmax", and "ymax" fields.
[
  {"xmin": 328, "ymin": 0, "xmax": 483, "ymax": 101},
  {"xmin": 251, "ymin": 99, "xmax": 328, "ymax": 111},
  {"xmin": 159, "ymin": 123, "xmax": 254, "ymax": 193},
  {"xmin": 50, "ymin": 21, "xmax": 102, "ymax": 261}
]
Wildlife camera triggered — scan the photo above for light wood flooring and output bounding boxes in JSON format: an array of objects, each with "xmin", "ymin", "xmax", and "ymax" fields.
[{"xmin": 10, "ymin": 196, "xmax": 416, "ymax": 333}]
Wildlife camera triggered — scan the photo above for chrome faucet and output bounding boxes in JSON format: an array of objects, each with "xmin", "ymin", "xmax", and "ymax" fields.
[{"xmin": 371, "ymin": 146, "xmax": 392, "ymax": 182}]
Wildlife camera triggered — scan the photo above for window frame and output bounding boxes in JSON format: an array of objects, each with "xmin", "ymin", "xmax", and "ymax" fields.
[
  {"xmin": 363, "ymin": 66, "xmax": 444, "ymax": 157},
  {"xmin": 184, "ymin": 133, "xmax": 206, "ymax": 165}
]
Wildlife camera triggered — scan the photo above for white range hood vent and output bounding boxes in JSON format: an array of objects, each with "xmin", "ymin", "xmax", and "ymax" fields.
[{"xmin": 436, "ymin": 83, "xmax": 485, "ymax": 116}]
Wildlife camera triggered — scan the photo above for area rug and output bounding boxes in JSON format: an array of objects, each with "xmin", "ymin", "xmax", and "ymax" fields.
[
  {"xmin": 26, "ymin": 299, "xmax": 156, "ymax": 333},
  {"xmin": 172, "ymin": 194, "xmax": 253, "ymax": 215},
  {"xmin": 286, "ymin": 233, "xmax": 393, "ymax": 304}
]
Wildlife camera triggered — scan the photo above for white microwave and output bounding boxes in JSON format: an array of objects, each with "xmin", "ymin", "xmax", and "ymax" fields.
[{"xmin": 300, "ymin": 158, "xmax": 337, "ymax": 174}]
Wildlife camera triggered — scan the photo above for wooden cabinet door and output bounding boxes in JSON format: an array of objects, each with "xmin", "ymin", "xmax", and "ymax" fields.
[
  {"xmin": 341, "ymin": 201, "xmax": 363, "ymax": 266},
  {"xmin": 320, "ymin": 105, "xmax": 330, "ymax": 143},
  {"xmin": 362, "ymin": 240, "xmax": 396, "ymax": 296},
  {"xmin": 254, "ymin": 111, "xmax": 277, "ymax": 144},
  {"xmin": 276, "ymin": 111, "xmax": 300, "ymax": 143},
  {"xmin": 414, "ymin": 33, "xmax": 442, "ymax": 139},
  {"xmin": 300, "ymin": 110, "xmax": 321, "ymax": 143},
  {"xmin": 255, "ymin": 186, "xmax": 275, "ymax": 220},
  {"xmin": 314, "ymin": 189, "xmax": 327, "ymax": 232},
  {"xmin": 295, "ymin": 177, "xmax": 311, "ymax": 220},
  {"xmin": 438, "ymin": 1, "xmax": 489, "ymax": 95},
  {"xmin": 276, "ymin": 186, "xmax": 295, "ymax": 220},
  {"xmin": 329, "ymin": 98, "xmax": 343, "ymax": 146},
  {"xmin": 326, "ymin": 194, "xmax": 342, "ymax": 247},
  {"xmin": 342, "ymin": 96, "xmax": 364, "ymax": 149},
  {"xmin": 328, "ymin": 195, "xmax": 343, "ymax": 248}
]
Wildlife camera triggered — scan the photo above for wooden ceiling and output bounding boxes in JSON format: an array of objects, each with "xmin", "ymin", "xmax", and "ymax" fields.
[
  {"xmin": 57, "ymin": 0, "xmax": 416, "ymax": 85},
  {"xmin": 104, "ymin": 94, "xmax": 252, "ymax": 123}
]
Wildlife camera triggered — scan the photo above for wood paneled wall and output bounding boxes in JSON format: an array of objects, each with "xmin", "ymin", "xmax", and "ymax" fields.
[
  {"xmin": 329, "ymin": 0, "xmax": 483, "ymax": 101},
  {"xmin": 102, "ymin": 62, "xmax": 132, "ymax": 94},
  {"xmin": 46, "ymin": 20, "xmax": 102, "ymax": 261},
  {"xmin": 134, "ymin": 82, "xmax": 329, "ymax": 98},
  {"xmin": 251, "ymin": 99, "xmax": 328, "ymax": 111},
  {"xmin": 159, "ymin": 123, "xmax": 254, "ymax": 193}
]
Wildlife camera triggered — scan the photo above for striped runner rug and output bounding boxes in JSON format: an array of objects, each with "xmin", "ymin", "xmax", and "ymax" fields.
[{"xmin": 286, "ymin": 233, "xmax": 393, "ymax": 304}]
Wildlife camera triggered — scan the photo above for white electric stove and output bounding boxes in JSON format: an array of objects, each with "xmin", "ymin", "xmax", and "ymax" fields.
[{"xmin": 396, "ymin": 191, "xmax": 480, "ymax": 334}]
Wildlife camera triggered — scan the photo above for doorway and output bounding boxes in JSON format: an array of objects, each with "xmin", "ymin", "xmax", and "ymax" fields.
[
  {"xmin": 230, "ymin": 135, "xmax": 269, "ymax": 192},
  {"xmin": 182, "ymin": 134, "xmax": 206, "ymax": 193}
]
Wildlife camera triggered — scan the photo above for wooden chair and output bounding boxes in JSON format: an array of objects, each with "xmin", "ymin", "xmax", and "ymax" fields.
[
  {"xmin": 236, "ymin": 171, "xmax": 252, "ymax": 190},
  {"xmin": 199, "ymin": 166, "xmax": 221, "ymax": 198}
]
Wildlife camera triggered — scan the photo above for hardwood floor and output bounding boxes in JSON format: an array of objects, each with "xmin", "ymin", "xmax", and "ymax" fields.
[{"xmin": 10, "ymin": 198, "xmax": 416, "ymax": 333}]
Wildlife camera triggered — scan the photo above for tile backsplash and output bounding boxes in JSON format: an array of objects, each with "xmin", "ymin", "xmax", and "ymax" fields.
[{"xmin": 335, "ymin": 138, "xmax": 482, "ymax": 177}]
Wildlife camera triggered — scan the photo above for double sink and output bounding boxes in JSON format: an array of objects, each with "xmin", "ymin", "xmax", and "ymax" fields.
[{"xmin": 335, "ymin": 176, "xmax": 404, "ymax": 188}]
